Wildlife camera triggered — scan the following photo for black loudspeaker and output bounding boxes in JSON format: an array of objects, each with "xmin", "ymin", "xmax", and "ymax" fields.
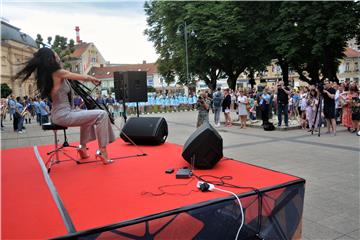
[
  {"xmin": 114, "ymin": 71, "xmax": 148, "ymax": 102},
  {"xmin": 120, "ymin": 117, "xmax": 168, "ymax": 145},
  {"xmin": 182, "ymin": 123, "xmax": 223, "ymax": 169}
]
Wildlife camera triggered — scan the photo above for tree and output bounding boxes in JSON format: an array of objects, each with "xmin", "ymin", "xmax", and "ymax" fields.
[
  {"xmin": 1, "ymin": 83, "xmax": 12, "ymax": 98},
  {"xmin": 270, "ymin": 1, "xmax": 360, "ymax": 85},
  {"xmin": 145, "ymin": 1, "xmax": 360, "ymax": 89},
  {"xmin": 145, "ymin": 1, "xmax": 273, "ymax": 90},
  {"xmin": 36, "ymin": 34, "xmax": 75, "ymax": 69},
  {"xmin": 35, "ymin": 34, "xmax": 44, "ymax": 48}
]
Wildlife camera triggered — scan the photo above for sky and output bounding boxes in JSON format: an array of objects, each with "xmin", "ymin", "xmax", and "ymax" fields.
[{"xmin": 2, "ymin": 0, "xmax": 159, "ymax": 64}]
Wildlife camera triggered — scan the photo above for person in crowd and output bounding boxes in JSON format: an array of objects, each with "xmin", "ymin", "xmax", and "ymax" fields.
[
  {"xmin": 39, "ymin": 98, "xmax": 50, "ymax": 124},
  {"xmin": 350, "ymin": 86, "xmax": 359, "ymax": 134},
  {"xmin": 306, "ymin": 88, "xmax": 319, "ymax": 131},
  {"xmin": 24, "ymin": 97, "xmax": 33, "ymax": 124},
  {"xmin": 260, "ymin": 87, "xmax": 271, "ymax": 126},
  {"xmin": 292, "ymin": 91, "xmax": 300, "ymax": 121},
  {"xmin": 206, "ymin": 90, "xmax": 214, "ymax": 114},
  {"xmin": 95, "ymin": 93, "xmax": 105, "ymax": 105},
  {"xmin": 341, "ymin": 87, "xmax": 352, "ymax": 132},
  {"xmin": 237, "ymin": 88, "xmax": 248, "ymax": 128},
  {"xmin": 322, "ymin": 79, "xmax": 337, "ymax": 135},
  {"xmin": 230, "ymin": 89, "xmax": 237, "ymax": 121},
  {"xmin": 8, "ymin": 95, "xmax": 18, "ymax": 131},
  {"xmin": 275, "ymin": 80, "xmax": 291, "ymax": 127},
  {"xmin": 222, "ymin": 88, "xmax": 232, "ymax": 127},
  {"xmin": 300, "ymin": 89, "xmax": 308, "ymax": 129},
  {"xmin": 1, "ymin": 98, "xmax": 7, "ymax": 130},
  {"xmin": 14, "ymin": 47, "xmax": 115, "ymax": 164},
  {"xmin": 33, "ymin": 97, "xmax": 41, "ymax": 125},
  {"xmin": 106, "ymin": 94, "xmax": 115, "ymax": 118},
  {"xmin": 212, "ymin": 87, "xmax": 223, "ymax": 127},
  {"xmin": 196, "ymin": 92, "xmax": 210, "ymax": 128},
  {"xmin": 73, "ymin": 95, "xmax": 83, "ymax": 109},
  {"xmin": 15, "ymin": 97, "xmax": 25, "ymax": 133},
  {"xmin": 334, "ymin": 83, "xmax": 343, "ymax": 125}
]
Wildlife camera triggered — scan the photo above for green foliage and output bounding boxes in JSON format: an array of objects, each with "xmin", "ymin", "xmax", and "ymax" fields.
[
  {"xmin": 36, "ymin": 34, "xmax": 75, "ymax": 69},
  {"xmin": 147, "ymin": 86, "xmax": 156, "ymax": 93},
  {"xmin": 270, "ymin": 1, "xmax": 360, "ymax": 84},
  {"xmin": 1, "ymin": 83, "xmax": 12, "ymax": 98},
  {"xmin": 35, "ymin": 34, "xmax": 43, "ymax": 48},
  {"xmin": 145, "ymin": 1, "xmax": 360, "ymax": 87}
]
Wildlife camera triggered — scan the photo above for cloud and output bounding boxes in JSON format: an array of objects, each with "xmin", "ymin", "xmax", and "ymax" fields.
[{"xmin": 2, "ymin": 1, "xmax": 158, "ymax": 64}]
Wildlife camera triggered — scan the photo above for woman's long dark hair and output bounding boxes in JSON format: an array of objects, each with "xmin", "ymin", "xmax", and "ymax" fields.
[{"xmin": 14, "ymin": 47, "xmax": 61, "ymax": 99}]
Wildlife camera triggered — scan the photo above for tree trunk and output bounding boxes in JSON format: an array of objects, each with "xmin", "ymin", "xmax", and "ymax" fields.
[
  {"xmin": 323, "ymin": 47, "xmax": 340, "ymax": 83},
  {"xmin": 227, "ymin": 73, "xmax": 239, "ymax": 90},
  {"xmin": 248, "ymin": 70, "xmax": 255, "ymax": 89},
  {"xmin": 278, "ymin": 60, "xmax": 289, "ymax": 86},
  {"xmin": 307, "ymin": 63, "xmax": 320, "ymax": 85}
]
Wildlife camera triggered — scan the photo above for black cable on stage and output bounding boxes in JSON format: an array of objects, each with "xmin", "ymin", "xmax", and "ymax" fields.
[{"xmin": 141, "ymin": 178, "xmax": 199, "ymax": 197}]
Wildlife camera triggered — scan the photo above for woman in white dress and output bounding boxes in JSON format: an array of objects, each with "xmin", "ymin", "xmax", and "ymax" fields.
[{"xmin": 237, "ymin": 89, "xmax": 248, "ymax": 128}]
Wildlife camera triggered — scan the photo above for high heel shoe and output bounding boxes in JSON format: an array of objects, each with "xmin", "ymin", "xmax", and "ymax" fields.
[
  {"xmin": 77, "ymin": 145, "xmax": 90, "ymax": 159},
  {"xmin": 95, "ymin": 150, "xmax": 114, "ymax": 164}
]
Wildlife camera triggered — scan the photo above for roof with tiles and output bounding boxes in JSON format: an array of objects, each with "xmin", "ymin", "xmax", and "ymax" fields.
[
  {"xmin": 344, "ymin": 47, "xmax": 360, "ymax": 58},
  {"xmin": 70, "ymin": 42, "xmax": 91, "ymax": 58},
  {"xmin": 90, "ymin": 63, "xmax": 158, "ymax": 79}
]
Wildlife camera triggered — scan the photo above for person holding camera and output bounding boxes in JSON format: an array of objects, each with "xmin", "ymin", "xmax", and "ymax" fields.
[
  {"xmin": 196, "ymin": 92, "xmax": 211, "ymax": 128},
  {"xmin": 212, "ymin": 87, "xmax": 223, "ymax": 127},
  {"xmin": 275, "ymin": 80, "xmax": 291, "ymax": 127},
  {"xmin": 322, "ymin": 79, "xmax": 337, "ymax": 135}
]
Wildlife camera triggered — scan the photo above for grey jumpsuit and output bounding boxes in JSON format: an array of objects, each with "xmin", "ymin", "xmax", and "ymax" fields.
[{"xmin": 51, "ymin": 80, "xmax": 116, "ymax": 148}]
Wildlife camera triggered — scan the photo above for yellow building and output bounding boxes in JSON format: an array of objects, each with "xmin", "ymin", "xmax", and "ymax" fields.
[
  {"xmin": 1, "ymin": 20, "xmax": 38, "ymax": 97},
  {"xmin": 337, "ymin": 48, "xmax": 360, "ymax": 83},
  {"xmin": 68, "ymin": 42, "xmax": 107, "ymax": 74}
]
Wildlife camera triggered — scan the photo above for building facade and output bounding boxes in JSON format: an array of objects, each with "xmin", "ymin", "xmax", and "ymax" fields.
[
  {"xmin": 68, "ymin": 42, "xmax": 107, "ymax": 75},
  {"xmin": 89, "ymin": 62, "xmax": 162, "ymax": 96},
  {"xmin": 1, "ymin": 20, "xmax": 38, "ymax": 97},
  {"xmin": 337, "ymin": 48, "xmax": 360, "ymax": 83}
]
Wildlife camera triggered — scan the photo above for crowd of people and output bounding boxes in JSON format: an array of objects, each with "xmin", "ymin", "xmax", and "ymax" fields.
[
  {"xmin": 1, "ymin": 79, "xmax": 359, "ymax": 137},
  {"xmin": 1, "ymin": 95, "xmax": 50, "ymax": 133},
  {"xmin": 194, "ymin": 79, "xmax": 360, "ymax": 136}
]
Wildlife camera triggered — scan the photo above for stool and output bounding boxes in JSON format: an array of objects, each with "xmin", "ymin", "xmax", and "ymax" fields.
[{"xmin": 42, "ymin": 123, "xmax": 79, "ymax": 173}]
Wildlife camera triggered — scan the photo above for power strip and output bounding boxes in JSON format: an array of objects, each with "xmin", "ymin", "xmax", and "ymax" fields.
[{"xmin": 176, "ymin": 168, "xmax": 192, "ymax": 179}]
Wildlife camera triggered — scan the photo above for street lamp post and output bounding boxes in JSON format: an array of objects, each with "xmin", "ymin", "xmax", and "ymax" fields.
[
  {"xmin": 183, "ymin": 22, "xmax": 190, "ymax": 84},
  {"xmin": 177, "ymin": 22, "xmax": 195, "ymax": 85}
]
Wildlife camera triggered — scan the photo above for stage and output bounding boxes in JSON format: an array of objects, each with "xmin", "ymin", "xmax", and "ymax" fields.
[{"xmin": 2, "ymin": 139, "xmax": 305, "ymax": 239}]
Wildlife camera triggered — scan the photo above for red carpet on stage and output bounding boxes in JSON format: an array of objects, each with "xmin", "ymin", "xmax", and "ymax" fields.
[{"xmin": 1, "ymin": 139, "xmax": 305, "ymax": 239}]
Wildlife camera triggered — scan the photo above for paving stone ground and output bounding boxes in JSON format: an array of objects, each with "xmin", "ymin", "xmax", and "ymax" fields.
[{"xmin": 1, "ymin": 110, "xmax": 359, "ymax": 239}]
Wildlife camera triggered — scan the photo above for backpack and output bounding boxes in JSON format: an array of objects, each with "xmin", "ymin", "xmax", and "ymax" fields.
[
  {"xmin": 213, "ymin": 93, "xmax": 222, "ymax": 107},
  {"xmin": 263, "ymin": 122, "xmax": 275, "ymax": 131}
]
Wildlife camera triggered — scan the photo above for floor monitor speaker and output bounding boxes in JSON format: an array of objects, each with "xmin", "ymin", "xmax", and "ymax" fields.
[
  {"xmin": 120, "ymin": 117, "xmax": 168, "ymax": 145},
  {"xmin": 182, "ymin": 123, "xmax": 223, "ymax": 169}
]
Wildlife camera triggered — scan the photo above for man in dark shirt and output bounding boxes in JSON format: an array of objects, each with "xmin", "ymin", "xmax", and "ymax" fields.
[
  {"xmin": 322, "ymin": 79, "xmax": 336, "ymax": 135},
  {"xmin": 275, "ymin": 81, "xmax": 291, "ymax": 127}
]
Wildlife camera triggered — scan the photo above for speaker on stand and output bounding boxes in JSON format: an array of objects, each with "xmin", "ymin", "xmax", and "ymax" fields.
[{"xmin": 114, "ymin": 71, "xmax": 148, "ymax": 119}]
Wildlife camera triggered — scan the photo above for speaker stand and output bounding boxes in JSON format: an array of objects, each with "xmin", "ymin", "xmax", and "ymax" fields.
[{"xmin": 136, "ymin": 102, "xmax": 140, "ymax": 117}]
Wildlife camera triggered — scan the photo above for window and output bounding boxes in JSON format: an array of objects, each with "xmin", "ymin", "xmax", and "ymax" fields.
[
  {"xmin": 92, "ymin": 57, "xmax": 97, "ymax": 63},
  {"xmin": 345, "ymin": 62, "xmax": 350, "ymax": 72},
  {"xmin": 354, "ymin": 62, "xmax": 359, "ymax": 72},
  {"xmin": 1, "ymin": 56, "xmax": 7, "ymax": 66},
  {"xmin": 14, "ymin": 54, "xmax": 21, "ymax": 63}
]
